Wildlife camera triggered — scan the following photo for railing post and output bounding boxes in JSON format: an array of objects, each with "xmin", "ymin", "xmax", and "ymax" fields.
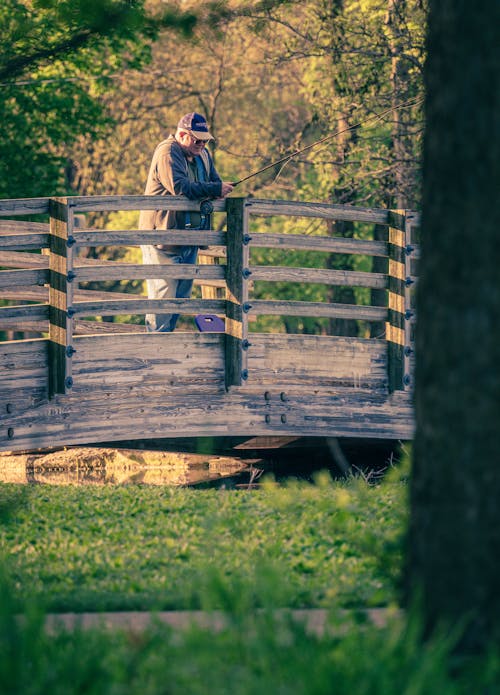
[
  {"xmin": 48, "ymin": 197, "xmax": 75, "ymax": 397},
  {"xmin": 387, "ymin": 210, "xmax": 414, "ymax": 392},
  {"xmin": 225, "ymin": 197, "xmax": 250, "ymax": 389}
]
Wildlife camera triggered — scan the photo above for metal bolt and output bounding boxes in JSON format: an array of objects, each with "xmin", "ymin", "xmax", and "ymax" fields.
[
  {"xmin": 264, "ymin": 391, "xmax": 271, "ymax": 401},
  {"xmin": 404, "ymin": 346, "xmax": 413, "ymax": 357},
  {"xmin": 280, "ymin": 414, "xmax": 287, "ymax": 424},
  {"xmin": 243, "ymin": 234, "xmax": 252, "ymax": 245},
  {"xmin": 7, "ymin": 428, "xmax": 14, "ymax": 439},
  {"xmin": 242, "ymin": 302, "xmax": 252, "ymax": 313},
  {"xmin": 405, "ymin": 244, "xmax": 414, "ymax": 255},
  {"xmin": 242, "ymin": 268, "xmax": 252, "ymax": 279},
  {"xmin": 6, "ymin": 403, "xmax": 13, "ymax": 414},
  {"xmin": 67, "ymin": 307, "xmax": 75, "ymax": 318},
  {"xmin": 67, "ymin": 270, "xmax": 76, "ymax": 283},
  {"xmin": 65, "ymin": 376, "xmax": 74, "ymax": 389},
  {"xmin": 241, "ymin": 369, "xmax": 248, "ymax": 381},
  {"xmin": 242, "ymin": 339, "xmax": 252, "ymax": 350},
  {"xmin": 66, "ymin": 235, "xmax": 76, "ymax": 247},
  {"xmin": 65, "ymin": 345, "xmax": 76, "ymax": 358},
  {"xmin": 265, "ymin": 414, "xmax": 271, "ymax": 424},
  {"xmin": 280, "ymin": 392, "xmax": 288, "ymax": 402},
  {"xmin": 405, "ymin": 276, "xmax": 414, "ymax": 286},
  {"xmin": 404, "ymin": 310, "xmax": 414, "ymax": 320},
  {"xmin": 403, "ymin": 374, "xmax": 411, "ymax": 386}
]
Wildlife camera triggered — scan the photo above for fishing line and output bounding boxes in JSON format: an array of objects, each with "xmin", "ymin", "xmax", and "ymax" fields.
[{"xmin": 231, "ymin": 95, "xmax": 424, "ymax": 188}]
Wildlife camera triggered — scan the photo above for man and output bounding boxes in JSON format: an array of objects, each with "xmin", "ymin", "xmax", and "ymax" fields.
[{"xmin": 139, "ymin": 112, "xmax": 233, "ymax": 332}]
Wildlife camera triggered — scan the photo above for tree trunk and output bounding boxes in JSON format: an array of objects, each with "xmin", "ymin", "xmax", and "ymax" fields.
[{"xmin": 406, "ymin": 0, "xmax": 500, "ymax": 650}]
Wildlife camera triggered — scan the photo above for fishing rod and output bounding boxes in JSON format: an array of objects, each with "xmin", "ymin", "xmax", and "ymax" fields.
[
  {"xmin": 230, "ymin": 95, "xmax": 424, "ymax": 188},
  {"xmin": 199, "ymin": 96, "xmax": 423, "ymax": 214}
]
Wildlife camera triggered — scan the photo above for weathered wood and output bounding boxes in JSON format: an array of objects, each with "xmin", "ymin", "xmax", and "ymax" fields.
[
  {"xmin": 0, "ymin": 334, "xmax": 414, "ymax": 452},
  {"xmin": 48, "ymin": 198, "xmax": 74, "ymax": 397},
  {"xmin": 0, "ymin": 220, "xmax": 48, "ymax": 232},
  {"xmin": 72, "ymin": 229, "xmax": 226, "ymax": 248},
  {"xmin": 0, "ymin": 304, "xmax": 49, "ymax": 326},
  {"xmin": 387, "ymin": 212, "xmax": 413, "ymax": 392},
  {"xmin": 69, "ymin": 298, "xmax": 226, "ymax": 317},
  {"xmin": 225, "ymin": 198, "xmax": 249, "ymax": 388},
  {"xmin": 67, "ymin": 194, "xmax": 227, "ymax": 214},
  {"xmin": 246, "ymin": 198, "xmax": 390, "ymax": 224},
  {"xmin": 0, "ymin": 285, "xmax": 138, "ymax": 302},
  {"xmin": 0, "ymin": 250, "xmax": 48, "ymax": 269},
  {"xmin": 250, "ymin": 265, "xmax": 387, "ymax": 289},
  {"xmin": 72, "ymin": 263, "xmax": 226, "ymax": 283},
  {"xmin": 247, "ymin": 300, "xmax": 387, "ymax": 321},
  {"xmin": 0, "ymin": 198, "xmax": 50, "ymax": 216},
  {"xmin": 0, "ymin": 195, "xmax": 419, "ymax": 453},
  {"xmin": 0, "ymin": 269, "xmax": 48, "ymax": 289},
  {"xmin": 247, "ymin": 334, "xmax": 387, "ymax": 390},
  {"xmin": 0, "ymin": 231, "xmax": 49, "ymax": 250},
  {"xmin": 248, "ymin": 232, "xmax": 388, "ymax": 256}
]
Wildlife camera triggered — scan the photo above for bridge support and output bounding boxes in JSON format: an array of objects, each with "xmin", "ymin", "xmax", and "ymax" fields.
[
  {"xmin": 225, "ymin": 198, "xmax": 250, "ymax": 389},
  {"xmin": 48, "ymin": 197, "xmax": 75, "ymax": 397},
  {"xmin": 387, "ymin": 210, "xmax": 417, "ymax": 392}
]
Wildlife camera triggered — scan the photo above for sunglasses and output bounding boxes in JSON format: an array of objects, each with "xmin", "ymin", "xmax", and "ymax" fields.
[{"xmin": 188, "ymin": 133, "xmax": 207, "ymax": 145}]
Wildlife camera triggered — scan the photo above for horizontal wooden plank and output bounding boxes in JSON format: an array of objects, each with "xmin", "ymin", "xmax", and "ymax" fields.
[
  {"xmin": 0, "ymin": 319, "xmax": 145, "ymax": 335},
  {"xmin": 73, "ymin": 230, "xmax": 227, "ymax": 248},
  {"xmin": 248, "ymin": 232, "xmax": 388, "ymax": 256},
  {"xmin": 0, "ymin": 268, "xmax": 48, "ymax": 288},
  {"xmin": 67, "ymin": 195, "xmax": 227, "ymax": 214},
  {"xmin": 0, "ymin": 198, "xmax": 50, "ymax": 217},
  {"xmin": 0, "ymin": 220, "xmax": 48, "ymax": 232},
  {"xmin": 0, "ymin": 303, "xmax": 48, "ymax": 326},
  {"xmin": 0, "ymin": 232, "xmax": 49, "ymax": 251},
  {"xmin": 246, "ymin": 199, "xmax": 390, "ymax": 224},
  {"xmin": 70, "ymin": 297, "xmax": 226, "ymax": 317},
  {"xmin": 0, "ymin": 250, "xmax": 48, "ymax": 269},
  {"xmin": 248, "ymin": 300, "xmax": 387, "ymax": 321},
  {"xmin": 250, "ymin": 265, "xmax": 387, "ymax": 289},
  {"xmin": 0, "ymin": 286, "xmax": 137, "ymax": 302},
  {"xmin": 73, "ymin": 263, "xmax": 226, "ymax": 282}
]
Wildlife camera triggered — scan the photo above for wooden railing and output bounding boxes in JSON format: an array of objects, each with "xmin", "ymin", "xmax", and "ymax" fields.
[{"xmin": 0, "ymin": 195, "xmax": 419, "ymax": 398}]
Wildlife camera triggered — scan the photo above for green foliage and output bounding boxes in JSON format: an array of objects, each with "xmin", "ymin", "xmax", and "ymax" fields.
[
  {"xmin": 1, "ymin": 461, "xmax": 499, "ymax": 692},
  {"xmin": 0, "ymin": 474, "xmax": 407, "ymax": 612},
  {"xmin": 0, "ymin": 0, "xmax": 196, "ymax": 198},
  {"xmin": 0, "ymin": 559, "xmax": 500, "ymax": 694}
]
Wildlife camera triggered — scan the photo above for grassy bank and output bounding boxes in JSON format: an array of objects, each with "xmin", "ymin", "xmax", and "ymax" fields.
[
  {"xmin": 2, "ymin": 467, "xmax": 500, "ymax": 693},
  {"xmin": 1, "ymin": 470, "xmax": 406, "ymax": 612}
]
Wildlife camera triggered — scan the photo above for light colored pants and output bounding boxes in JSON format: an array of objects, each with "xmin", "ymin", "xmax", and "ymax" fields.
[{"xmin": 141, "ymin": 245, "xmax": 198, "ymax": 332}]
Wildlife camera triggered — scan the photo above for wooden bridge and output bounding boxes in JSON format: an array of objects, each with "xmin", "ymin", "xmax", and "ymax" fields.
[{"xmin": 0, "ymin": 195, "xmax": 418, "ymax": 454}]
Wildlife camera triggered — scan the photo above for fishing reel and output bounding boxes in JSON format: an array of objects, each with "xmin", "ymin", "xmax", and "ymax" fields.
[{"xmin": 199, "ymin": 199, "xmax": 214, "ymax": 216}]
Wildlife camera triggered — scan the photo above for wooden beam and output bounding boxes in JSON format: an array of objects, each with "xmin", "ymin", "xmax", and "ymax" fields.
[
  {"xmin": 225, "ymin": 198, "xmax": 250, "ymax": 388},
  {"xmin": 387, "ymin": 210, "xmax": 415, "ymax": 392},
  {"xmin": 248, "ymin": 232, "xmax": 388, "ymax": 256},
  {"xmin": 246, "ymin": 300, "xmax": 387, "ymax": 321},
  {"xmin": 250, "ymin": 265, "xmax": 387, "ymax": 289},
  {"xmin": 48, "ymin": 198, "xmax": 74, "ymax": 397},
  {"xmin": 246, "ymin": 199, "xmax": 390, "ymax": 224}
]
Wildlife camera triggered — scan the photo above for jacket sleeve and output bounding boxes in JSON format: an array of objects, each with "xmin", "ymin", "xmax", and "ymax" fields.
[{"xmin": 156, "ymin": 143, "xmax": 222, "ymax": 200}]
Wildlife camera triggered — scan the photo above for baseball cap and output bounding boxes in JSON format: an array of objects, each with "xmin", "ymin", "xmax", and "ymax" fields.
[{"xmin": 177, "ymin": 112, "xmax": 214, "ymax": 141}]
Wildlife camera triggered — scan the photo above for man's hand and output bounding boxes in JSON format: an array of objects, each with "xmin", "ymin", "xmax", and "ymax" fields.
[{"xmin": 220, "ymin": 182, "xmax": 234, "ymax": 197}]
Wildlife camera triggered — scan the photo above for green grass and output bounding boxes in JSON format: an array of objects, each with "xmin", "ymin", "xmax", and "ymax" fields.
[
  {"xmin": 1, "ymin": 470, "xmax": 406, "ymax": 613},
  {"xmin": 1, "ymin": 566, "xmax": 500, "ymax": 695},
  {"xmin": 2, "ymin": 467, "xmax": 500, "ymax": 693}
]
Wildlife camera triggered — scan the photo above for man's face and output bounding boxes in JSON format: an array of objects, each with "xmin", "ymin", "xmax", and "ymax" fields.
[{"xmin": 178, "ymin": 130, "xmax": 207, "ymax": 158}]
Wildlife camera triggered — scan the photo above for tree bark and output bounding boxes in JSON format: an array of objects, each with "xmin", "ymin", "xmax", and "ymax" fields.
[{"xmin": 407, "ymin": 0, "xmax": 500, "ymax": 650}]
